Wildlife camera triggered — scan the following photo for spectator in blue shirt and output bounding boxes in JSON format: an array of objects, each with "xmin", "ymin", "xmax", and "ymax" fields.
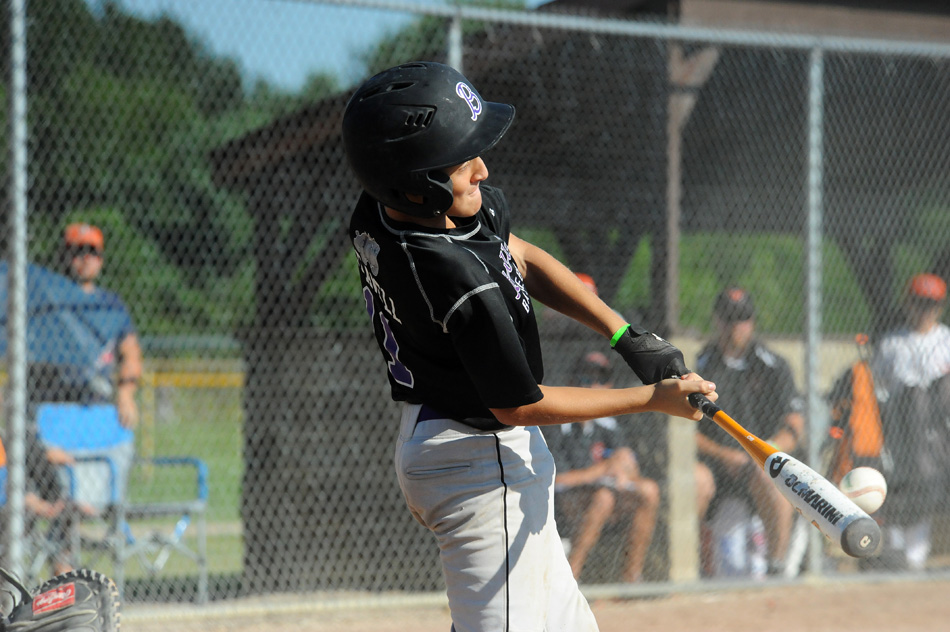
[{"xmin": 62, "ymin": 223, "xmax": 142, "ymax": 428}]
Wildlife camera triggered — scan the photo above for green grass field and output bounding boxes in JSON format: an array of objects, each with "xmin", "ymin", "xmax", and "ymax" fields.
[
  {"xmin": 119, "ymin": 380, "xmax": 245, "ymax": 578},
  {"xmin": 133, "ymin": 382, "xmax": 244, "ymax": 522}
]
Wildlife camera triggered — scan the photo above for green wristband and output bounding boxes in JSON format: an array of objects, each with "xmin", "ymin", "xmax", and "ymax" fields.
[{"xmin": 610, "ymin": 324, "xmax": 631, "ymax": 348}]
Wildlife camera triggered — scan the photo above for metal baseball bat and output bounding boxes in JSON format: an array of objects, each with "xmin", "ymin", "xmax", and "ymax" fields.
[{"xmin": 688, "ymin": 393, "xmax": 881, "ymax": 558}]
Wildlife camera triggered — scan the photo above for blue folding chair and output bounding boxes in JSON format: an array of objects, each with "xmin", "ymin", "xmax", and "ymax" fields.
[
  {"xmin": 36, "ymin": 404, "xmax": 132, "ymax": 511},
  {"xmin": 36, "ymin": 403, "xmax": 209, "ymax": 603}
]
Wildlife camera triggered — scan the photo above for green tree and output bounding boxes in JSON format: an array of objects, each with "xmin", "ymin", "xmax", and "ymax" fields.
[
  {"xmin": 361, "ymin": 0, "xmax": 527, "ymax": 74},
  {"xmin": 2, "ymin": 0, "xmax": 341, "ymax": 337}
]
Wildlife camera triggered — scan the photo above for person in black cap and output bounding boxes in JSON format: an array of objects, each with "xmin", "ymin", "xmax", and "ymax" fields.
[
  {"xmin": 695, "ymin": 287, "xmax": 805, "ymax": 578},
  {"xmin": 544, "ymin": 351, "xmax": 661, "ymax": 584}
]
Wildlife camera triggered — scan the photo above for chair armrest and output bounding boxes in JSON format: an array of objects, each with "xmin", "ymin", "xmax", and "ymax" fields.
[
  {"xmin": 138, "ymin": 457, "xmax": 209, "ymax": 502},
  {"xmin": 64, "ymin": 455, "xmax": 121, "ymax": 504}
]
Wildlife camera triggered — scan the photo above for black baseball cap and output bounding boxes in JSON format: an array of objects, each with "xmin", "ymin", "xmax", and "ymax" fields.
[{"xmin": 714, "ymin": 287, "xmax": 755, "ymax": 323}]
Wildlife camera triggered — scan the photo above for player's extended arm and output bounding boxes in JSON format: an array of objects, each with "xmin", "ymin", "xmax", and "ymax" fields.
[
  {"xmin": 508, "ymin": 233, "xmax": 687, "ymax": 384},
  {"xmin": 490, "ymin": 380, "xmax": 715, "ymax": 427},
  {"xmin": 508, "ymin": 233, "xmax": 626, "ymax": 338}
]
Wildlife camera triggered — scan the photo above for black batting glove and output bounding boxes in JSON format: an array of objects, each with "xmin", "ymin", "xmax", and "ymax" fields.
[{"xmin": 611, "ymin": 325, "xmax": 688, "ymax": 384}]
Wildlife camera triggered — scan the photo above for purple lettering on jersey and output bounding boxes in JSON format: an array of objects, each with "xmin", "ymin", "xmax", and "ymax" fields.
[
  {"xmin": 381, "ymin": 312, "xmax": 414, "ymax": 388},
  {"xmin": 364, "ymin": 284, "xmax": 412, "ymax": 386},
  {"xmin": 363, "ymin": 286, "xmax": 375, "ymax": 318},
  {"xmin": 498, "ymin": 243, "xmax": 531, "ymax": 314}
]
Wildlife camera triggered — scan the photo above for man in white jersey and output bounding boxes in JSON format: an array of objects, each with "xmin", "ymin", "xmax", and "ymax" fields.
[
  {"xmin": 342, "ymin": 62, "xmax": 717, "ymax": 632},
  {"xmin": 872, "ymin": 272, "xmax": 950, "ymax": 571}
]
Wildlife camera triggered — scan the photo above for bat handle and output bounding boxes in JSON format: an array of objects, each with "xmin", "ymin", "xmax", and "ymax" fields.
[
  {"xmin": 671, "ymin": 373, "xmax": 719, "ymax": 417},
  {"xmin": 688, "ymin": 392, "xmax": 719, "ymax": 418}
]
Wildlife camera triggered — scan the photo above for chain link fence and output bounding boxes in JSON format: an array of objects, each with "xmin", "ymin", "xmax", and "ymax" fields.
[{"xmin": 2, "ymin": 0, "xmax": 949, "ymax": 610}]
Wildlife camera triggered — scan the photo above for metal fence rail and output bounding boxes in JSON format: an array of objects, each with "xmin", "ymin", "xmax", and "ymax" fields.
[{"xmin": 3, "ymin": 0, "xmax": 949, "ymax": 608}]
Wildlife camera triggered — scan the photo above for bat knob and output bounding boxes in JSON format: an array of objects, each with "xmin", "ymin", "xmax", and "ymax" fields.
[{"xmin": 840, "ymin": 516, "xmax": 882, "ymax": 558}]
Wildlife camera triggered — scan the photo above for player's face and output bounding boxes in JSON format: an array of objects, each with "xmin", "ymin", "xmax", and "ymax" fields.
[
  {"xmin": 445, "ymin": 157, "xmax": 488, "ymax": 217},
  {"xmin": 69, "ymin": 246, "xmax": 103, "ymax": 284},
  {"xmin": 717, "ymin": 316, "xmax": 754, "ymax": 353},
  {"xmin": 905, "ymin": 298, "xmax": 943, "ymax": 332}
]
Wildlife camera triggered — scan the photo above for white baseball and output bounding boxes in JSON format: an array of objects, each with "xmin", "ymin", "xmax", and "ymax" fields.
[{"xmin": 839, "ymin": 467, "xmax": 887, "ymax": 514}]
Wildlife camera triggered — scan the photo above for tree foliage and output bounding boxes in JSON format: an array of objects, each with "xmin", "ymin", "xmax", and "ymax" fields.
[
  {"xmin": 361, "ymin": 0, "xmax": 527, "ymax": 74},
  {"xmin": 3, "ymin": 0, "xmax": 340, "ymax": 338}
]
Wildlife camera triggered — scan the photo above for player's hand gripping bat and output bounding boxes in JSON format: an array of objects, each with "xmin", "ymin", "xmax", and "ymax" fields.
[{"xmin": 688, "ymin": 393, "xmax": 881, "ymax": 558}]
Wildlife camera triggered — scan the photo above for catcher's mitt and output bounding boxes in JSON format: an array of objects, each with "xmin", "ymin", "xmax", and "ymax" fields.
[{"xmin": 0, "ymin": 568, "xmax": 119, "ymax": 632}]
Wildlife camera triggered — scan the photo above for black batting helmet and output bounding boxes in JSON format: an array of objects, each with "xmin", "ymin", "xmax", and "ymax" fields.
[{"xmin": 342, "ymin": 61, "xmax": 515, "ymax": 217}]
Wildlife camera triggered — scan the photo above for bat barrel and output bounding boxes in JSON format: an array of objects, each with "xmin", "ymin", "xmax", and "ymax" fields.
[
  {"xmin": 766, "ymin": 452, "xmax": 881, "ymax": 558},
  {"xmin": 688, "ymin": 389, "xmax": 882, "ymax": 559}
]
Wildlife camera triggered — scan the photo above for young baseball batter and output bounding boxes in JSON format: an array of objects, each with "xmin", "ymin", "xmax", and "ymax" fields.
[{"xmin": 342, "ymin": 61, "xmax": 716, "ymax": 632}]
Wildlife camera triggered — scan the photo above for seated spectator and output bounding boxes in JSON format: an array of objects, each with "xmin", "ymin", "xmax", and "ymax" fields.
[
  {"xmin": 544, "ymin": 351, "xmax": 660, "ymax": 583},
  {"xmin": 695, "ymin": 288, "xmax": 804, "ymax": 577},
  {"xmin": 1, "ymin": 429, "xmax": 86, "ymax": 576},
  {"xmin": 30, "ymin": 224, "xmax": 143, "ymax": 509}
]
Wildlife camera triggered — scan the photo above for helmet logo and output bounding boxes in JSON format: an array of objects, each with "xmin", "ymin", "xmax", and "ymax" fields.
[{"xmin": 455, "ymin": 82, "xmax": 482, "ymax": 121}]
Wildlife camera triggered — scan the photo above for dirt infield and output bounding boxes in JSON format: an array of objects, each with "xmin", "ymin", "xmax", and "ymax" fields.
[{"xmin": 126, "ymin": 579, "xmax": 950, "ymax": 632}]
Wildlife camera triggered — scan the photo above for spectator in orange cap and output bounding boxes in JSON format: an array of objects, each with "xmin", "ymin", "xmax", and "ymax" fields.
[
  {"xmin": 871, "ymin": 272, "xmax": 950, "ymax": 571},
  {"xmin": 63, "ymin": 223, "xmax": 104, "ymax": 290},
  {"xmin": 61, "ymin": 223, "xmax": 143, "ymax": 429},
  {"xmin": 24, "ymin": 222, "xmax": 146, "ymax": 518}
]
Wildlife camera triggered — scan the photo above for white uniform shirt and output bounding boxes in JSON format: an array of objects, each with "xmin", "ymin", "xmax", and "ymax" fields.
[{"xmin": 872, "ymin": 323, "xmax": 950, "ymax": 398}]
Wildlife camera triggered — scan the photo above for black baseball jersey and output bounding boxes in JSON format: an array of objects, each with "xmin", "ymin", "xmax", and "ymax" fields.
[
  {"xmin": 694, "ymin": 340, "xmax": 804, "ymax": 450},
  {"xmin": 350, "ymin": 185, "xmax": 543, "ymax": 425}
]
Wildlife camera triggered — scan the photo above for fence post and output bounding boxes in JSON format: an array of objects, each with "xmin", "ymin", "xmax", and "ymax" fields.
[
  {"xmin": 667, "ymin": 415, "xmax": 699, "ymax": 582},
  {"xmin": 448, "ymin": 11, "xmax": 463, "ymax": 74},
  {"xmin": 4, "ymin": 0, "xmax": 30, "ymax": 578},
  {"xmin": 805, "ymin": 45, "xmax": 827, "ymax": 578}
]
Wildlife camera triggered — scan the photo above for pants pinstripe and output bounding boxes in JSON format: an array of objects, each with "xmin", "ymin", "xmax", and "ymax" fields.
[{"xmin": 395, "ymin": 404, "xmax": 599, "ymax": 632}]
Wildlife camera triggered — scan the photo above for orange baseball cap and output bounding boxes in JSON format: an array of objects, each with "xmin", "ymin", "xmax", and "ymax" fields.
[
  {"xmin": 64, "ymin": 223, "xmax": 104, "ymax": 251},
  {"xmin": 907, "ymin": 273, "xmax": 947, "ymax": 302}
]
